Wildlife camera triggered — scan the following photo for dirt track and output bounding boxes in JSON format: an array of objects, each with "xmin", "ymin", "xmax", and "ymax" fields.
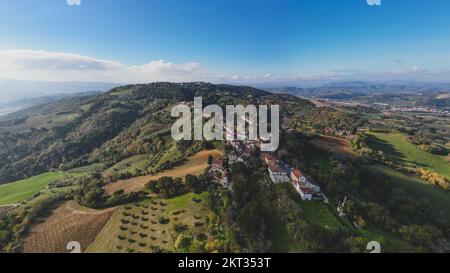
[
  {"xmin": 104, "ymin": 149, "xmax": 223, "ymax": 195},
  {"xmin": 21, "ymin": 201, "xmax": 116, "ymax": 253}
]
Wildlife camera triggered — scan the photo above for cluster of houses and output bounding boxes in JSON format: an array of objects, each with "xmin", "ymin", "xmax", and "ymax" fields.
[
  {"xmin": 323, "ymin": 127, "xmax": 353, "ymax": 137},
  {"xmin": 391, "ymin": 106, "xmax": 450, "ymax": 115},
  {"xmin": 208, "ymin": 132, "xmax": 323, "ymax": 201},
  {"xmin": 210, "ymin": 157, "xmax": 231, "ymax": 189},
  {"xmin": 261, "ymin": 153, "xmax": 323, "ymax": 201},
  {"xmin": 209, "ymin": 139, "xmax": 258, "ymax": 191}
]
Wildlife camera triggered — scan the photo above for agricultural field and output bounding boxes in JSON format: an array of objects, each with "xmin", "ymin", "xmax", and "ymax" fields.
[
  {"xmin": 367, "ymin": 132, "xmax": 450, "ymax": 179},
  {"xmin": 104, "ymin": 149, "xmax": 222, "ymax": 195},
  {"xmin": 67, "ymin": 163, "xmax": 105, "ymax": 174},
  {"xmin": 309, "ymin": 135, "xmax": 358, "ymax": 159},
  {"xmin": 21, "ymin": 201, "xmax": 116, "ymax": 253},
  {"xmin": 0, "ymin": 172, "xmax": 66, "ymax": 205},
  {"xmin": 102, "ymin": 155, "xmax": 149, "ymax": 177},
  {"xmin": 87, "ymin": 192, "xmax": 214, "ymax": 253}
]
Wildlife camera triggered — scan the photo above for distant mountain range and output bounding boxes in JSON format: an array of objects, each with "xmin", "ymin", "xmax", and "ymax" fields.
[
  {"xmin": 265, "ymin": 81, "xmax": 450, "ymax": 100},
  {"xmin": 0, "ymin": 91, "xmax": 103, "ymax": 117},
  {"xmin": 0, "ymin": 79, "xmax": 119, "ymax": 103}
]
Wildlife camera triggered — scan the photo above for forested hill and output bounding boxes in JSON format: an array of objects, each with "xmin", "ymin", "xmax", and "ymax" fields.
[{"xmin": 0, "ymin": 82, "xmax": 314, "ymax": 185}]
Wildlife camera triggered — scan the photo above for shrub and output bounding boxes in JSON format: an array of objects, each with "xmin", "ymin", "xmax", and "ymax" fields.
[
  {"xmin": 175, "ymin": 235, "xmax": 192, "ymax": 250},
  {"xmin": 159, "ymin": 217, "xmax": 170, "ymax": 225}
]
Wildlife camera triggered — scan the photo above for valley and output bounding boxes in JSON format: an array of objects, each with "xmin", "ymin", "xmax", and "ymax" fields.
[{"xmin": 0, "ymin": 82, "xmax": 448, "ymax": 253}]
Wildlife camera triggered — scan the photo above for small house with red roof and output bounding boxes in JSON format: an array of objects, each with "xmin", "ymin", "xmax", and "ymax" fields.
[{"xmin": 290, "ymin": 169, "xmax": 308, "ymax": 183}]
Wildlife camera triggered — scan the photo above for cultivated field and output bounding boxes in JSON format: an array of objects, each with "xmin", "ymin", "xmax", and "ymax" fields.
[
  {"xmin": 367, "ymin": 132, "xmax": 450, "ymax": 179},
  {"xmin": 104, "ymin": 149, "xmax": 223, "ymax": 195},
  {"xmin": 87, "ymin": 192, "xmax": 211, "ymax": 253},
  {"xmin": 21, "ymin": 201, "xmax": 116, "ymax": 253},
  {"xmin": 102, "ymin": 155, "xmax": 149, "ymax": 177},
  {"xmin": 309, "ymin": 135, "xmax": 358, "ymax": 158},
  {"xmin": 0, "ymin": 172, "xmax": 65, "ymax": 205}
]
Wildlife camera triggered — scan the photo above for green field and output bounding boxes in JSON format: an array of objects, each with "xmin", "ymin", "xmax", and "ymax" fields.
[
  {"xmin": 67, "ymin": 163, "xmax": 105, "ymax": 174},
  {"xmin": 102, "ymin": 155, "xmax": 149, "ymax": 177},
  {"xmin": 0, "ymin": 172, "xmax": 65, "ymax": 205},
  {"xmin": 359, "ymin": 223, "xmax": 414, "ymax": 253},
  {"xmin": 300, "ymin": 201, "xmax": 349, "ymax": 231},
  {"xmin": 367, "ymin": 132, "xmax": 450, "ymax": 179},
  {"xmin": 371, "ymin": 164, "xmax": 450, "ymax": 221}
]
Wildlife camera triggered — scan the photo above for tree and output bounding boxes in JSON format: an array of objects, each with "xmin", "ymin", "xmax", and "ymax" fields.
[
  {"xmin": 208, "ymin": 155, "xmax": 214, "ymax": 166},
  {"xmin": 185, "ymin": 174, "xmax": 199, "ymax": 193},
  {"xmin": 0, "ymin": 230, "xmax": 10, "ymax": 246},
  {"xmin": 399, "ymin": 225, "xmax": 442, "ymax": 251},
  {"xmin": 175, "ymin": 235, "xmax": 192, "ymax": 250}
]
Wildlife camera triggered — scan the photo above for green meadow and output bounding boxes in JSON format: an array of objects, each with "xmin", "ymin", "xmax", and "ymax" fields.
[
  {"xmin": 367, "ymin": 132, "xmax": 450, "ymax": 179},
  {"xmin": 0, "ymin": 172, "xmax": 65, "ymax": 205},
  {"xmin": 371, "ymin": 164, "xmax": 450, "ymax": 221}
]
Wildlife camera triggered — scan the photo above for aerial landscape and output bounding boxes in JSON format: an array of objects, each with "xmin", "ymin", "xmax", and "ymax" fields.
[{"xmin": 0, "ymin": 0, "xmax": 449, "ymax": 259}]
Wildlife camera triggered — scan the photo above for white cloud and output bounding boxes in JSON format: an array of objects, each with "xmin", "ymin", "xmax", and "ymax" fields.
[
  {"xmin": 0, "ymin": 49, "xmax": 211, "ymax": 83},
  {"xmin": 0, "ymin": 49, "xmax": 449, "ymax": 85},
  {"xmin": 0, "ymin": 49, "xmax": 122, "ymax": 71},
  {"xmin": 67, "ymin": 0, "xmax": 81, "ymax": 6}
]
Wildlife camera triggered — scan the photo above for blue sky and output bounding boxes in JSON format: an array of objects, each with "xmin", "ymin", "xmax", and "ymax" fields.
[{"xmin": 0, "ymin": 0, "xmax": 450, "ymax": 84}]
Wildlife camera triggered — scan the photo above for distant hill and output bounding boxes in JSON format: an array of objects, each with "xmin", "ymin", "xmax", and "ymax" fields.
[
  {"xmin": 0, "ymin": 82, "xmax": 315, "ymax": 184},
  {"xmin": 267, "ymin": 82, "xmax": 450, "ymax": 100},
  {"xmin": 0, "ymin": 91, "xmax": 102, "ymax": 118},
  {"xmin": 0, "ymin": 79, "xmax": 119, "ymax": 103}
]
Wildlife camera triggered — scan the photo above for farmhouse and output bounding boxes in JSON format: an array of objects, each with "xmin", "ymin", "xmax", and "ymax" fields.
[
  {"xmin": 261, "ymin": 153, "xmax": 278, "ymax": 164},
  {"xmin": 211, "ymin": 158, "xmax": 224, "ymax": 172},
  {"xmin": 299, "ymin": 187, "xmax": 314, "ymax": 201},
  {"xmin": 268, "ymin": 162, "xmax": 290, "ymax": 183},
  {"xmin": 306, "ymin": 177, "xmax": 321, "ymax": 192},
  {"xmin": 291, "ymin": 169, "xmax": 308, "ymax": 183}
]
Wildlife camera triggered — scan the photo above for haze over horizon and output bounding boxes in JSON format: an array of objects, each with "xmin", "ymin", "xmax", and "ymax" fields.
[{"xmin": 1, "ymin": 0, "xmax": 450, "ymax": 101}]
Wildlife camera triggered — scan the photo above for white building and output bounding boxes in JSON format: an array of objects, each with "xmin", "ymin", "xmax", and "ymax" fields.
[{"xmin": 268, "ymin": 162, "xmax": 290, "ymax": 183}]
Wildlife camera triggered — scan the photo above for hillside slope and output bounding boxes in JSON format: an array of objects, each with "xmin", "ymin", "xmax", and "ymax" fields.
[{"xmin": 0, "ymin": 82, "xmax": 314, "ymax": 185}]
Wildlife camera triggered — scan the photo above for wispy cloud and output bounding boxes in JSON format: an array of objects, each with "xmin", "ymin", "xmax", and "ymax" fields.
[
  {"xmin": 0, "ymin": 49, "xmax": 122, "ymax": 71},
  {"xmin": 67, "ymin": 0, "xmax": 81, "ymax": 6},
  {"xmin": 0, "ymin": 49, "xmax": 449, "ymax": 84}
]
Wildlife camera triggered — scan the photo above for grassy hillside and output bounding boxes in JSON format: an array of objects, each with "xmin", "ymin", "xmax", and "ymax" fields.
[
  {"xmin": 0, "ymin": 82, "xmax": 314, "ymax": 185},
  {"xmin": 367, "ymin": 132, "xmax": 450, "ymax": 179},
  {"xmin": 0, "ymin": 172, "xmax": 65, "ymax": 205},
  {"xmin": 371, "ymin": 164, "xmax": 450, "ymax": 221}
]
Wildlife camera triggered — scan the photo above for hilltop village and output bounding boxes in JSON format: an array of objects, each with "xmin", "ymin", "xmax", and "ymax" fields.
[
  {"xmin": 180, "ymin": 101, "xmax": 325, "ymax": 202},
  {"xmin": 209, "ymin": 137, "xmax": 324, "ymax": 202}
]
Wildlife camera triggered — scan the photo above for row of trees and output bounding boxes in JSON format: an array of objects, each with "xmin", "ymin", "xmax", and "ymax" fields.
[{"xmin": 145, "ymin": 174, "xmax": 211, "ymax": 199}]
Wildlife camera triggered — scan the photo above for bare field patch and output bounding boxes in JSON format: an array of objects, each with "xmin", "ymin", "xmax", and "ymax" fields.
[
  {"xmin": 104, "ymin": 149, "xmax": 223, "ymax": 195},
  {"xmin": 21, "ymin": 201, "xmax": 116, "ymax": 253},
  {"xmin": 309, "ymin": 135, "xmax": 358, "ymax": 158}
]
